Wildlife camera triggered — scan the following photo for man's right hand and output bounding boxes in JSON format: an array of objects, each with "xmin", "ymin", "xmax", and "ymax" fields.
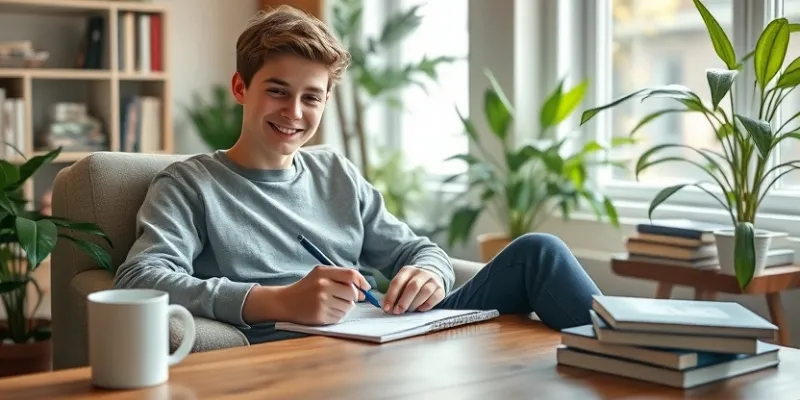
[{"xmin": 243, "ymin": 266, "xmax": 371, "ymax": 325}]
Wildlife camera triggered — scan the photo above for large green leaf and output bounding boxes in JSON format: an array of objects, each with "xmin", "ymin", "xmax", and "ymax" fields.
[
  {"xmin": 15, "ymin": 217, "xmax": 57, "ymax": 270},
  {"xmin": 58, "ymin": 234, "xmax": 113, "ymax": 272},
  {"xmin": 581, "ymin": 85, "xmax": 698, "ymax": 125},
  {"xmin": 43, "ymin": 218, "xmax": 113, "ymax": 248},
  {"xmin": 706, "ymin": 68, "xmax": 738, "ymax": 110},
  {"xmin": 776, "ymin": 56, "xmax": 800, "ymax": 88},
  {"xmin": 553, "ymin": 80, "xmax": 588, "ymax": 125},
  {"xmin": 754, "ymin": 18, "xmax": 790, "ymax": 90},
  {"xmin": 693, "ymin": 0, "xmax": 737, "ymax": 69},
  {"xmin": 603, "ymin": 196, "xmax": 620, "ymax": 227},
  {"xmin": 484, "ymin": 88, "xmax": 512, "ymax": 140},
  {"xmin": 734, "ymin": 222, "xmax": 756, "ymax": 289},
  {"xmin": 416, "ymin": 55, "xmax": 458, "ymax": 79},
  {"xmin": 378, "ymin": 4, "xmax": 423, "ymax": 47},
  {"xmin": 581, "ymin": 88, "xmax": 647, "ymax": 125},
  {"xmin": 506, "ymin": 144, "xmax": 545, "ymax": 172},
  {"xmin": 736, "ymin": 115, "xmax": 773, "ymax": 159},
  {"xmin": 455, "ymin": 107, "xmax": 480, "ymax": 144},
  {"xmin": 629, "ymin": 108, "xmax": 693, "ymax": 137},
  {"xmin": 0, "ymin": 161, "xmax": 18, "ymax": 190},
  {"xmin": 485, "ymin": 69, "xmax": 514, "ymax": 118},
  {"xmin": 540, "ymin": 79, "xmax": 564, "ymax": 130},
  {"xmin": 9, "ymin": 148, "xmax": 61, "ymax": 191},
  {"xmin": 447, "ymin": 206, "xmax": 482, "ymax": 247}
]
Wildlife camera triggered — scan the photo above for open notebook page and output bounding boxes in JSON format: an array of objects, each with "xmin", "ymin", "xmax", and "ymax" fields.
[{"xmin": 275, "ymin": 304, "xmax": 499, "ymax": 342}]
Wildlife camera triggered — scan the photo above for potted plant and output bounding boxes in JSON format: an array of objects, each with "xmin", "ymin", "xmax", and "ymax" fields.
[
  {"xmin": 444, "ymin": 70, "xmax": 628, "ymax": 262},
  {"xmin": 185, "ymin": 85, "xmax": 243, "ymax": 151},
  {"xmin": 580, "ymin": 0, "xmax": 800, "ymax": 289},
  {"xmin": 0, "ymin": 146, "xmax": 112, "ymax": 377}
]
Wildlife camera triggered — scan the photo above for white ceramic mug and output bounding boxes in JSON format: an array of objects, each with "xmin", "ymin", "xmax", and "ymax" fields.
[{"xmin": 87, "ymin": 289, "xmax": 196, "ymax": 389}]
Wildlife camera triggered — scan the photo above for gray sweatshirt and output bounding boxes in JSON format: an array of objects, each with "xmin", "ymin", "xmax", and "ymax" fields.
[{"xmin": 114, "ymin": 148, "xmax": 454, "ymax": 339}]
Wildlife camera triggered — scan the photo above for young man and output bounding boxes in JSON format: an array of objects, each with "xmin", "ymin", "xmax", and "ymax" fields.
[{"xmin": 114, "ymin": 6, "xmax": 602, "ymax": 344}]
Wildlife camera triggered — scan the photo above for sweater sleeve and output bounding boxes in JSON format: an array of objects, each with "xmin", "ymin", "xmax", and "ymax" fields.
[
  {"xmin": 113, "ymin": 169, "xmax": 256, "ymax": 328},
  {"xmin": 346, "ymin": 159, "xmax": 455, "ymax": 293}
]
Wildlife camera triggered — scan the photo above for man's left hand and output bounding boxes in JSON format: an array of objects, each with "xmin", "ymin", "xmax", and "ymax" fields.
[{"xmin": 382, "ymin": 265, "xmax": 445, "ymax": 314}]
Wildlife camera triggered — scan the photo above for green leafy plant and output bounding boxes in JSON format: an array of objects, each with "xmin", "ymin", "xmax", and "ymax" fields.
[
  {"xmin": 580, "ymin": 0, "xmax": 800, "ymax": 289},
  {"xmin": 445, "ymin": 70, "xmax": 628, "ymax": 247},
  {"xmin": 331, "ymin": 0, "xmax": 457, "ymax": 180},
  {"xmin": 185, "ymin": 85, "xmax": 243, "ymax": 150},
  {"xmin": 0, "ymin": 147, "xmax": 112, "ymax": 344},
  {"xmin": 368, "ymin": 148, "xmax": 425, "ymax": 221}
]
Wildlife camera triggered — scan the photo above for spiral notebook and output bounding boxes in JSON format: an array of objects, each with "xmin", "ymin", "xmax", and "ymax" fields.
[{"xmin": 275, "ymin": 304, "xmax": 500, "ymax": 343}]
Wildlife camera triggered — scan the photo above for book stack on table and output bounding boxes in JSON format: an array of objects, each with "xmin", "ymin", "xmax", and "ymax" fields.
[
  {"xmin": 556, "ymin": 295, "xmax": 781, "ymax": 389},
  {"xmin": 625, "ymin": 219, "xmax": 794, "ymax": 269}
]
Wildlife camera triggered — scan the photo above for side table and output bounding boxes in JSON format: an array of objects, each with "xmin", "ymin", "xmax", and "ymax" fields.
[{"xmin": 610, "ymin": 254, "xmax": 800, "ymax": 347}]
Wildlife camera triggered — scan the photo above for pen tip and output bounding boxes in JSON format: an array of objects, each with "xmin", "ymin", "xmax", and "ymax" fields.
[{"xmin": 296, "ymin": 234, "xmax": 304, "ymax": 241}]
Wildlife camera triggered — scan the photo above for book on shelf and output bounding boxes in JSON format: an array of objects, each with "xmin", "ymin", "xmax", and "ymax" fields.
[
  {"xmin": 120, "ymin": 96, "xmax": 161, "ymax": 153},
  {"xmin": 118, "ymin": 11, "xmax": 163, "ymax": 73},
  {"xmin": 0, "ymin": 89, "xmax": 25, "ymax": 158},
  {"xmin": 626, "ymin": 248, "xmax": 795, "ymax": 269},
  {"xmin": 636, "ymin": 219, "xmax": 730, "ymax": 241},
  {"xmin": 556, "ymin": 295, "xmax": 781, "ymax": 389},
  {"xmin": 625, "ymin": 236, "xmax": 716, "ymax": 261}
]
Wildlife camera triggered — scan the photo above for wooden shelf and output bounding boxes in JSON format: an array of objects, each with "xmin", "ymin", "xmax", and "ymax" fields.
[
  {"xmin": 0, "ymin": 68, "xmax": 110, "ymax": 80},
  {"xmin": 0, "ymin": 0, "xmax": 173, "ymax": 213},
  {"xmin": 0, "ymin": 0, "xmax": 168, "ymax": 13},
  {"xmin": 0, "ymin": 69, "xmax": 168, "ymax": 81}
]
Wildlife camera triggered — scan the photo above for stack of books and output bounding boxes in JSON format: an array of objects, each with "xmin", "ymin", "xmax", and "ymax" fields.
[
  {"xmin": 556, "ymin": 295, "xmax": 781, "ymax": 389},
  {"xmin": 625, "ymin": 219, "xmax": 724, "ymax": 268},
  {"xmin": 625, "ymin": 219, "xmax": 795, "ymax": 269}
]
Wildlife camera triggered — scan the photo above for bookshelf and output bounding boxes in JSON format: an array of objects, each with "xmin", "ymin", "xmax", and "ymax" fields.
[{"xmin": 0, "ymin": 0, "xmax": 171, "ymax": 208}]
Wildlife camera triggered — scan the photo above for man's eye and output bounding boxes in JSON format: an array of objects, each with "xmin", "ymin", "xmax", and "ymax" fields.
[
  {"xmin": 304, "ymin": 96, "xmax": 321, "ymax": 103},
  {"xmin": 267, "ymin": 88, "xmax": 285, "ymax": 95}
]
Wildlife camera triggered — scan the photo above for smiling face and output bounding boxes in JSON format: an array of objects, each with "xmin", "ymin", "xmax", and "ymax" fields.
[{"xmin": 231, "ymin": 54, "xmax": 330, "ymax": 167}]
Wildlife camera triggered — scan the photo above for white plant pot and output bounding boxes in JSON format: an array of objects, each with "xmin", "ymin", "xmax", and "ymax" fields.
[{"xmin": 714, "ymin": 229, "xmax": 773, "ymax": 277}]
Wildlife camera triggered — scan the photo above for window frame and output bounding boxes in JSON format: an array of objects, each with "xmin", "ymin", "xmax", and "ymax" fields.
[{"xmin": 573, "ymin": 0, "xmax": 800, "ymax": 235}]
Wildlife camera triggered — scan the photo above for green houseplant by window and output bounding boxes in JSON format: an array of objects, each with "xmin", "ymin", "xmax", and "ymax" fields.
[
  {"xmin": 445, "ymin": 70, "xmax": 628, "ymax": 262},
  {"xmin": 0, "ymin": 147, "xmax": 112, "ymax": 376},
  {"xmin": 185, "ymin": 85, "xmax": 243, "ymax": 151},
  {"xmin": 580, "ymin": 0, "xmax": 800, "ymax": 289}
]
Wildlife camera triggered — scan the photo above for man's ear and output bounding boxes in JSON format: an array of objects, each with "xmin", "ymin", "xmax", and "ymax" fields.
[
  {"xmin": 231, "ymin": 72, "xmax": 247, "ymax": 105},
  {"xmin": 325, "ymin": 90, "xmax": 332, "ymax": 104}
]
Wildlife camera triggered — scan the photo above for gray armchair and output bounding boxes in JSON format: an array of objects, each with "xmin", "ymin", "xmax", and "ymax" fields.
[{"xmin": 50, "ymin": 147, "xmax": 485, "ymax": 371}]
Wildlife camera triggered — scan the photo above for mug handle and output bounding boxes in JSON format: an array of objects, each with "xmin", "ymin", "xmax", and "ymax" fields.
[{"xmin": 167, "ymin": 304, "xmax": 196, "ymax": 366}]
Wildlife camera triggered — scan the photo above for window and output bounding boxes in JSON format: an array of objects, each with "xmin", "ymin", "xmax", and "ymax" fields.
[
  {"xmin": 777, "ymin": 0, "xmax": 800, "ymax": 190},
  {"xmin": 578, "ymin": 0, "xmax": 800, "ymax": 227},
  {"xmin": 606, "ymin": 0, "xmax": 732, "ymax": 184},
  {"xmin": 393, "ymin": 0, "xmax": 469, "ymax": 177}
]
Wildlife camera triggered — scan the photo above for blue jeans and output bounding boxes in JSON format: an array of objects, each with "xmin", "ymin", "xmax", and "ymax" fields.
[{"xmin": 434, "ymin": 233, "xmax": 600, "ymax": 330}]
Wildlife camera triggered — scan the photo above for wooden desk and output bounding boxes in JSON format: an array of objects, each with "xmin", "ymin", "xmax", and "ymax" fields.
[
  {"xmin": 612, "ymin": 255, "xmax": 800, "ymax": 347},
  {"xmin": 0, "ymin": 316, "xmax": 798, "ymax": 399}
]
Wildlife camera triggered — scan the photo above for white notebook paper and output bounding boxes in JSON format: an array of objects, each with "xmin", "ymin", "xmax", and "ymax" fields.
[{"xmin": 275, "ymin": 304, "xmax": 500, "ymax": 343}]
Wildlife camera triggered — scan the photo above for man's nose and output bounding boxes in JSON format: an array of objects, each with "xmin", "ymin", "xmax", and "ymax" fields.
[{"xmin": 282, "ymin": 99, "xmax": 303, "ymax": 121}]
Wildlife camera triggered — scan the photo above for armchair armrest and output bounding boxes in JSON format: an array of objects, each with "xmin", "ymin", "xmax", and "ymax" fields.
[
  {"xmin": 70, "ymin": 269, "xmax": 249, "ymax": 352},
  {"xmin": 70, "ymin": 269, "xmax": 114, "ymax": 296},
  {"xmin": 451, "ymin": 258, "xmax": 485, "ymax": 289}
]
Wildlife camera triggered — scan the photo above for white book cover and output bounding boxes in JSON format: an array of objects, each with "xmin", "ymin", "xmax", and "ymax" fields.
[
  {"xmin": 592, "ymin": 295, "xmax": 777, "ymax": 339},
  {"xmin": 13, "ymin": 99, "xmax": 24, "ymax": 154},
  {"xmin": 138, "ymin": 13, "xmax": 151, "ymax": 73}
]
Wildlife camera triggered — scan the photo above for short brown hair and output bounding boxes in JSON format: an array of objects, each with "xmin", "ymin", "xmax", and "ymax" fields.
[{"xmin": 236, "ymin": 6, "xmax": 350, "ymax": 90}]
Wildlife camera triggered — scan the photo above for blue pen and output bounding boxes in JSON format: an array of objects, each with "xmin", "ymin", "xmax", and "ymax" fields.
[{"xmin": 297, "ymin": 234, "xmax": 382, "ymax": 309}]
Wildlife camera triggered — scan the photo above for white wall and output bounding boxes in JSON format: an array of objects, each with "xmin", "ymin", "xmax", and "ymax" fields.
[{"xmin": 154, "ymin": 0, "xmax": 261, "ymax": 154}]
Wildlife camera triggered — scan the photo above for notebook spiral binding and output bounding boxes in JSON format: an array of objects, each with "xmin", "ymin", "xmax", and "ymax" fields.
[{"xmin": 429, "ymin": 310, "xmax": 500, "ymax": 331}]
